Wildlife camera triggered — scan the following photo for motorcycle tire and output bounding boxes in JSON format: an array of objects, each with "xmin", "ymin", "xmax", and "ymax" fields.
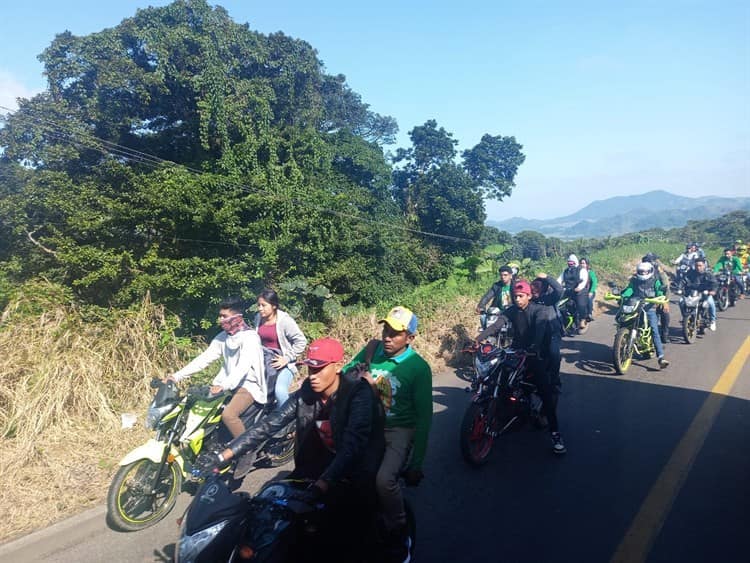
[
  {"xmin": 612, "ymin": 328, "xmax": 634, "ymax": 374},
  {"xmin": 682, "ymin": 314, "xmax": 697, "ymax": 344},
  {"xmin": 459, "ymin": 402, "xmax": 496, "ymax": 466},
  {"xmin": 266, "ymin": 435, "xmax": 296, "ymax": 467},
  {"xmin": 717, "ymin": 288, "xmax": 729, "ymax": 311},
  {"xmin": 106, "ymin": 458, "xmax": 183, "ymax": 532}
]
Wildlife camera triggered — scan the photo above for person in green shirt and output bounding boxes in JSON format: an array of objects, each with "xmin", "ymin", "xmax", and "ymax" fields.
[
  {"xmin": 579, "ymin": 257, "xmax": 598, "ymax": 321},
  {"xmin": 344, "ymin": 305, "xmax": 432, "ymax": 562},
  {"xmin": 714, "ymin": 248, "xmax": 745, "ymax": 296}
]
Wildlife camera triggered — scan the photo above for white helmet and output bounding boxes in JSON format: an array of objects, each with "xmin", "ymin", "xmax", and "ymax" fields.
[{"xmin": 636, "ymin": 261, "xmax": 654, "ymax": 281}]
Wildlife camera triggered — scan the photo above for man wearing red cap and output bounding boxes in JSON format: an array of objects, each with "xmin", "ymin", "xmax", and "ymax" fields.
[
  {"xmin": 345, "ymin": 305, "xmax": 432, "ymax": 563},
  {"xmin": 477, "ymin": 281, "xmax": 567, "ymax": 455},
  {"xmin": 197, "ymin": 337, "xmax": 385, "ymax": 556}
]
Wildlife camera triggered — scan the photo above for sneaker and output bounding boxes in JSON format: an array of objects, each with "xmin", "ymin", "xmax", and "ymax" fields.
[
  {"xmin": 709, "ymin": 321, "xmax": 716, "ymax": 332},
  {"xmin": 658, "ymin": 357, "xmax": 670, "ymax": 369},
  {"xmin": 550, "ymin": 432, "xmax": 567, "ymax": 455},
  {"xmin": 383, "ymin": 526, "xmax": 411, "ymax": 563}
]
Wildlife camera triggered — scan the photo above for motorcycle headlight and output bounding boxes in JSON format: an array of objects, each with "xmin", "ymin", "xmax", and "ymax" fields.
[
  {"xmin": 475, "ymin": 358, "xmax": 498, "ymax": 379},
  {"xmin": 145, "ymin": 404, "xmax": 174, "ymax": 430},
  {"xmin": 175, "ymin": 519, "xmax": 229, "ymax": 563}
]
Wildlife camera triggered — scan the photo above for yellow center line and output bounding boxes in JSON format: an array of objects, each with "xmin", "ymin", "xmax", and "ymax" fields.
[{"xmin": 610, "ymin": 335, "xmax": 750, "ymax": 563}]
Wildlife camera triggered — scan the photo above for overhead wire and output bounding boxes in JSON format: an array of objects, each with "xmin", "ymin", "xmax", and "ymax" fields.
[{"xmin": 0, "ymin": 104, "xmax": 479, "ymax": 245}]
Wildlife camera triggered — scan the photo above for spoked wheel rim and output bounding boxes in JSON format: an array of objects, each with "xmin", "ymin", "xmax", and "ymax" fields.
[{"xmin": 115, "ymin": 460, "xmax": 180, "ymax": 526}]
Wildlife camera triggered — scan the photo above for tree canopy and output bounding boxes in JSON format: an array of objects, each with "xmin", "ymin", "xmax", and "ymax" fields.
[{"xmin": 0, "ymin": 0, "xmax": 525, "ymax": 329}]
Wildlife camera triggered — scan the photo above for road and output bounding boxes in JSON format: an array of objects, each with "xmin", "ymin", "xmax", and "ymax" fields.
[{"xmin": 2, "ymin": 297, "xmax": 749, "ymax": 562}]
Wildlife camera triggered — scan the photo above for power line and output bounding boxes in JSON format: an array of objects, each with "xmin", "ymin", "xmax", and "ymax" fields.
[{"xmin": 1, "ymin": 104, "xmax": 479, "ymax": 245}]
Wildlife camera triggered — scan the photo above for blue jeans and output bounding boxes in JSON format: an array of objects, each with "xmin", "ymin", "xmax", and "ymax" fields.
[
  {"xmin": 646, "ymin": 308, "xmax": 665, "ymax": 358},
  {"xmin": 705, "ymin": 295, "xmax": 716, "ymax": 321},
  {"xmin": 274, "ymin": 366, "xmax": 294, "ymax": 408}
]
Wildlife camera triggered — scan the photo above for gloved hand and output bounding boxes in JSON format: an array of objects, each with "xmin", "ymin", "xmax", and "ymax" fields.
[
  {"xmin": 402, "ymin": 469, "xmax": 424, "ymax": 487},
  {"xmin": 195, "ymin": 451, "xmax": 224, "ymax": 475}
]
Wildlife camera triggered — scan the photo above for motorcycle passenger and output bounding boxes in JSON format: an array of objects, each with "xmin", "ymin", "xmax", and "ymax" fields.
[
  {"xmin": 642, "ymin": 252, "xmax": 670, "ymax": 344},
  {"xmin": 557, "ymin": 254, "xmax": 589, "ymax": 330},
  {"xmin": 198, "ymin": 337, "xmax": 386, "ymax": 562},
  {"xmin": 167, "ymin": 297, "xmax": 266, "ymax": 438},
  {"xmin": 733, "ymin": 240, "xmax": 749, "ymax": 270},
  {"xmin": 476, "ymin": 265, "xmax": 515, "ymax": 327},
  {"xmin": 478, "ymin": 280, "xmax": 567, "ymax": 455},
  {"xmin": 254, "ymin": 288, "xmax": 308, "ymax": 408},
  {"xmin": 620, "ymin": 263, "xmax": 670, "ymax": 369},
  {"xmin": 682, "ymin": 257, "xmax": 718, "ymax": 331},
  {"xmin": 345, "ymin": 306, "xmax": 433, "ymax": 563},
  {"xmin": 579, "ymin": 257, "xmax": 597, "ymax": 321},
  {"xmin": 531, "ymin": 273, "xmax": 564, "ymax": 392},
  {"xmin": 713, "ymin": 248, "xmax": 745, "ymax": 298}
]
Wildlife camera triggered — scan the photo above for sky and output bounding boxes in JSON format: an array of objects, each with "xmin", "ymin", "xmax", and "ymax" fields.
[{"xmin": 1, "ymin": 0, "xmax": 748, "ymax": 221}]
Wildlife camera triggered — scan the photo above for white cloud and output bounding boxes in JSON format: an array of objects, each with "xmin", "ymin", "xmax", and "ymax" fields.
[{"xmin": 0, "ymin": 70, "xmax": 40, "ymax": 112}]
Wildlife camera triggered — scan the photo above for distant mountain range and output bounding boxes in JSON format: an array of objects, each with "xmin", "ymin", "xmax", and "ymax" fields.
[{"xmin": 488, "ymin": 190, "xmax": 750, "ymax": 239}]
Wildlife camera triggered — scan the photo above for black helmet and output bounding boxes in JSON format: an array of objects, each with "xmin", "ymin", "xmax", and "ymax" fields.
[{"xmin": 642, "ymin": 252, "xmax": 658, "ymax": 263}]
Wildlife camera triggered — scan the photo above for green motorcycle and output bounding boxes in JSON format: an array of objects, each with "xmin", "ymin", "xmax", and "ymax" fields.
[
  {"xmin": 604, "ymin": 287, "xmax": 668, "ymax": 374},
  {"xmin": 106, "ymin": 380, "xmax": 294, "ymax": 532}
]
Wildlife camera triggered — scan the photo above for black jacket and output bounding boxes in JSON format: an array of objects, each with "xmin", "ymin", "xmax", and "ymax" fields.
[
  {"xmin": 228, "ymin": 371, "xmax": 385, "ymax": 485},
  {"xmin": 682, "ymin": 269, "xmax": 718, "ymax": 293},
  {"xmin": 477, "ymin": 302, "xmax": 545, "ymax": 353},
  {"xmin": 532, "ymin": 277, "xmax": 563, "ymax": 335}
]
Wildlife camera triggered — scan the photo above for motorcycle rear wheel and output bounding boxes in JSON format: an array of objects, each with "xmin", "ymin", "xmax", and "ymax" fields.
[
  {"xmin": 613, "ymin": 328, "xmax": 634, "ymax": 374},
  {"xmin": 682, "ymin": 314, "xmax": 696, "ymax": 344},
  {"xmin": 106, "ymin": 459, "xmax": 182, "ymax": 532},
  {"xmin": 459, "ymin": 402, "xmax": 496, "ymax": 466}
]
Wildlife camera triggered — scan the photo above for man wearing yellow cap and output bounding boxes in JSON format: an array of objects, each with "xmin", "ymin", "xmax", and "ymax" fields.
[{"xmin": 345, "ymin": 305, "xmax": 432, "ymax": 563}]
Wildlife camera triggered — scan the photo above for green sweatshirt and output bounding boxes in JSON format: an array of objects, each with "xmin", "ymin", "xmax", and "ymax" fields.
[
  {"xmin": 344, "ymin": 343, "xmax": 433, "ymax": 470},
  {"xmin": 587, "ymin": 269, "xmax": 598, "ymax": 293},
  {"xmin": 713, "ymin": 256, "xmax": 743, "ymax": 275}
]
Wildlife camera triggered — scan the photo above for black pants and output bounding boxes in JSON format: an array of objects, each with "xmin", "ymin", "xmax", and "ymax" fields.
[{"xmin": 529, "ymin": 356, "xmax": 561, "ymax": 433}]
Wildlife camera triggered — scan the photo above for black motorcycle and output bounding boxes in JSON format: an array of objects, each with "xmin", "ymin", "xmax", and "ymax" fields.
[
  {"xmin": 671, "ymin": 259, "xmax": 691, "ymax": 291},
  {"xmin": 175, "ymin": 475, "xmax": 416, "ymax": 563},
  {"xmin": 677, "ymin": 288, "xmax": 712, "ymax": 344},
  {"xmin": 459, "ymin": 343, "xmax": 547, "ymax": 466},
  {"xmin": 715, "ymin": 265, "xmax": 740, "ymax": 311}
]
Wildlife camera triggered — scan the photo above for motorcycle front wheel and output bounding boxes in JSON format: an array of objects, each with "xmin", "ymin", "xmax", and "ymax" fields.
[
  {"xmin": 682, "ymin": 313, "xmax": 697, "ymax": 344},
  {"xmin": 459, "ymin": 401, "xmax": 496, "ymax": 466},
  {"xmin": 613, "ymin": 328, "xmax": 634, "ymax": 374},
  {"xmin": 106, "ymin": 458, "xmax": 183, "ymax": 532},
  {"xmin": 717, "ymin": 288, "xmax": 729, "ymax": 311}
]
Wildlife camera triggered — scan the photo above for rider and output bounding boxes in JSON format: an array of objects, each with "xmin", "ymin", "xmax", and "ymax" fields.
[
  {"xmin": 531, "ymin": 273, "xmax": 564, "ymax": 393},
  {"xmin": 477, "ymin": 280, "xmax": 567, "ymax": 455},
  {"xmin": 620, "ymin": 263, "xmax": 670, "ymax": 369},
  {"xmin": 579, "ymin": 257, "xmax": 597, "ymax": 321},
  {"xmin": 167, "ymin": 297, "xmax": 266, "ymax": 438},
  {"xmin": 345, "ymin": 306, "xmax": 432, "ymax": 563},
  {"xmin": 682, "ymin": 257, "xmax": 718, "ymax": 331},
  {"xmin": 557, "ymin": 254, "xmax": 589, "ymax": 331},
  {"xmin": 476, "ymin": 265, "xmax": 515, "ymax": 325},
  {"xmin": 642, "ymin": 252, "xmax": 670, "ymax": 344},
  {"xmin": 733, "ymin": 240, "xmax": 749, "ymax": 269},
  {"xmin": 197, "ymin": 337, "xmax": 386, "ymax": 560},
  {"xmin": 672, "ymin": 241, "xmax": 706, "ymax": 267},
  {"xmin": 713, "ymin": 248, "xmax": 745, "ymax": 298}
]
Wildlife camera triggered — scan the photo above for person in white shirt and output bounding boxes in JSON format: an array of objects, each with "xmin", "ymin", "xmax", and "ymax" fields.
[
  {"xmin": 557, "ymin": 254, "xmax": 590, "ymax": 330},
  {"xmin": 168, "ymin": 297, "xmax": 266, "ymax": 438}
]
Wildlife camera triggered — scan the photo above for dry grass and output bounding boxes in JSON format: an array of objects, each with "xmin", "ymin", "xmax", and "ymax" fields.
[{"xmin": 0, "ymin": 286, "xmax": 196, "ymax": 541}]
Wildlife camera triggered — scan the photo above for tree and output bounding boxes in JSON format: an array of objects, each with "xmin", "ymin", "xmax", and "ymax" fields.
[{"xmin": 462, "ymin": 134, "xmax": 526, "ymax": 201}]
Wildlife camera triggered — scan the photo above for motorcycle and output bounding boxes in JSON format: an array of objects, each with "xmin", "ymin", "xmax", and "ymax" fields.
[
  {"xmin": 604, "ymin": 286, "xmax": 667, "ymax": 374},
  {"xmin": 677, "ymin": 288, "xmax": 712, "ymax": 344},
  {"xmin": 106, "ymin": 380, "xmax": 295, "ymax": 532},
  {"xmin": 671, "ymin": 259, "xmax": 691, "ymax": 291},
  {"xmin": 558, "ymin": 291, "xmax": 588, "ymax": 336},
  {"xmin": 715, "ymin": 265, "xmax": 739, "ymax": 311},
  {"xmin": 175, "ymin": 474, "xmax": 416, "ymax": 563},
  {"xmin": 479, "ymin": 306, "xmax": 512, "ymax": 348},
  {"xmin": 459, "ymin": 343, "xmax": 547, "ymax": 466}
]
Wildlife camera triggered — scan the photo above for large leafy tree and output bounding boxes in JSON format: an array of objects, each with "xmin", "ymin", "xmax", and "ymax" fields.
[
  {"xmin": 0, "ymin": 0, "xmax": 437, "ymax": 328},
  {"xmin": 392, "ymin": 120, "xmax": 525, "ymax": 255}
]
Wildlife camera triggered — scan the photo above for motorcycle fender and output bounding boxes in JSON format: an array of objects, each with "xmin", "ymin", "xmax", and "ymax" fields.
[{"xmin": 118, "ymin": 439, "xmax": 181, "ymax": 468}]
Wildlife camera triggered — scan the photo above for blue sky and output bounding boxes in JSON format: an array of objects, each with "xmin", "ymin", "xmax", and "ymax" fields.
[{"xmin": 1, "ymin": 0, "xmax": 748, "ymax": 221}]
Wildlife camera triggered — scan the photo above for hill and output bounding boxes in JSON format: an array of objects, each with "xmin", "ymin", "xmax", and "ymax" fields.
[{"xmin": 490, "ymin": 190, "xmax": 750, "ymax": 239}]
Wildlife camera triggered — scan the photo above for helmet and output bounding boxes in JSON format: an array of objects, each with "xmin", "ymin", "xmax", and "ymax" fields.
[
  {"xmin": 642, "ymin": 252, "xmax": 658, "ymax": 263},
  {"xmin": 688, "ymin": 241, "xmax": 698, "ymax": 249},
  {"xmin": 507, "ymin": 261, "xmax": 520, "ymax": 276},
  {"xmin": 636, "ymin": 262, "xmax": 654, "ymax": 281}
]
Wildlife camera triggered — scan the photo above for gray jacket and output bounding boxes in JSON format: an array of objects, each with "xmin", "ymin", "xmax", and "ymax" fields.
[{"xmin": 253, "ymin": 309, "xmax": 307, "ymax": 373}]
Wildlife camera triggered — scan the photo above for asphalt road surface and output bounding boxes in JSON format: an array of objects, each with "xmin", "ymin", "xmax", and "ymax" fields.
[{"xmin": 2, "ymin": 296, "xmax": 749, "ymax": 563}]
